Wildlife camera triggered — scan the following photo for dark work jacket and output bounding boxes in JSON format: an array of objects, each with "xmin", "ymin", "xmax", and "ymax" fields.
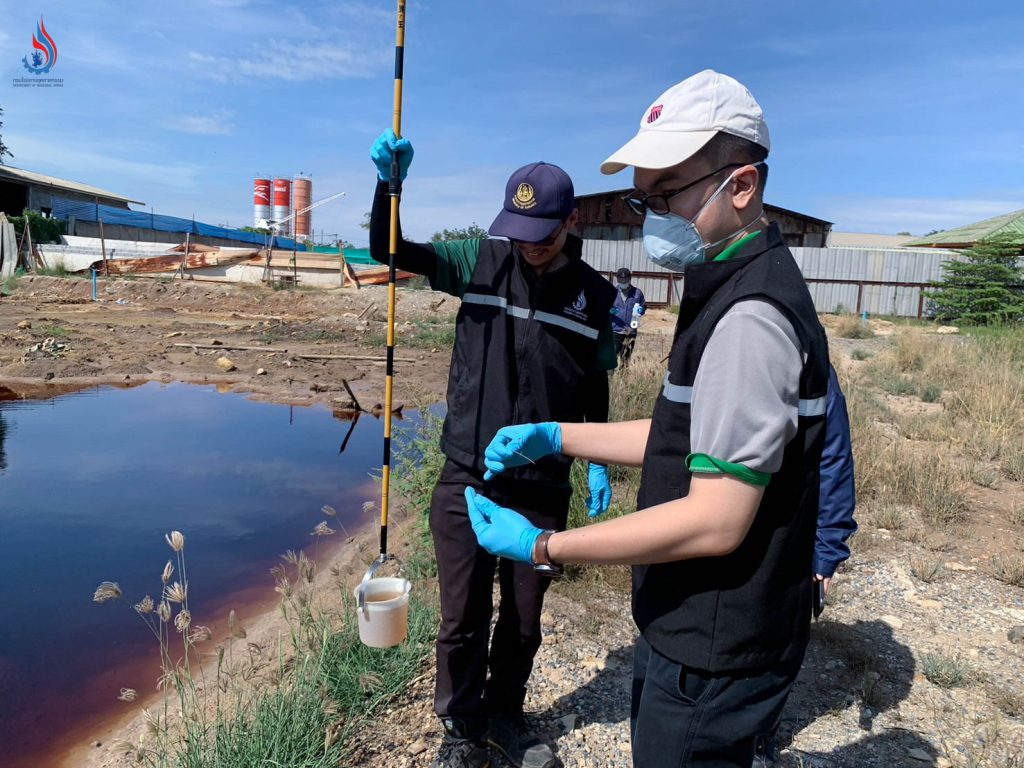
[
  {"xmin": 367, "ymin": 180, "xmax": 614, "ymax": 486},
  {"xmin": 634, "ymin": 224, "xmax": 830, "ymax": 673},
  {"xmin": 815, "ymin": 365, "xmax": 857, "ymax": 578},
  {"xmin": 611, "ymin": 285, "xmax": 647, "ymax": 336},
  {"xmin": 443, "ymin": 235, "xmax": 615, "ymax": 484}
]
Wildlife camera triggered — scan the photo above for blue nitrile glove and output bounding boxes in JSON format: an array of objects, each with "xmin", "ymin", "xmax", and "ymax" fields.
[
  {"xmin": 585, "ymin": 463, "xmax": 612, "ymax": 518},
  {"xmin": 636, "ymin": 306, "xmax": 646, "ymax": 315},
  {"xmin": 465, "ymin": 487, "xmax": 543, "ymax": 563},
  {"xmin": 370, "ymin": 129, "xmax": 414, "ymax": 181},
  {"xmin": 483, "ymin": 422, "xmax": 563, "ymax": 481}
]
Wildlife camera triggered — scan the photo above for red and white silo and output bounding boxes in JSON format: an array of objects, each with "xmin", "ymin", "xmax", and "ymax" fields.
[
  {"xmin": 253, "ymin": 177, "xmax": 272, "ymax": 227},
  {"xmin": 292, "ymin": 174, "xmax": 313, "ymax": 241},
  {"xmin": 272, "ymin": 177, "xmax": 291, "ymax": 234}
]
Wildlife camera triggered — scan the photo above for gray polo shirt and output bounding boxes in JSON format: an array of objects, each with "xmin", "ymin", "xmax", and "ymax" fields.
[{"xmin": 685, "ymin": 299, "xmax": 803, "ymax": 486}]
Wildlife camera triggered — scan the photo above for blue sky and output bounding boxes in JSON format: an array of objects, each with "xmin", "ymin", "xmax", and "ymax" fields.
[{"xmin": 1, "ymin": 0, "xmax": 1022, "ymax": 245}]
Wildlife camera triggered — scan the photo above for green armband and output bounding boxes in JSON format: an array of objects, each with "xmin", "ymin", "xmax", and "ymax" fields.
[{"xmin": 686, "ymin": 453, "xmax": 771, "ymax": 487}]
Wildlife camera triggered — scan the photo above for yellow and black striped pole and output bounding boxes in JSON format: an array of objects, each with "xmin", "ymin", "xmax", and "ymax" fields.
[{"xmin": 379, "ymin": 0, "xmax": 406, "ymax": 560}]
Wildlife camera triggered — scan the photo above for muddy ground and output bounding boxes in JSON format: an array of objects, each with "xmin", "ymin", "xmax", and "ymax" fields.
[{"xmin": 0, "ymin": 275, "xmax": 457, "ymax": 407}]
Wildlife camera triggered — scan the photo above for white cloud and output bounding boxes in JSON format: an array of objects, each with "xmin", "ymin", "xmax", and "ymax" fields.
[
  {"xmin": 818, "ymin": 196, "xmax": 1024, "ymax": 235},
  {"xmin": 188, "ymin": 37, "xmax": 388, "ymax": 83},
  {"xmin": 168, "ymin": 109, "xmax": 236, "ymax": 136},
  {"xmin": 6, "ymin": 131, "xmax": 204, "ymax": 199}
]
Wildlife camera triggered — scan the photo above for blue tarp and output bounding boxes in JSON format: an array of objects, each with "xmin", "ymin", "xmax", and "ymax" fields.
[{"xmin": 51, "ymin": 197, "xmax": 306, "ymax": 250}]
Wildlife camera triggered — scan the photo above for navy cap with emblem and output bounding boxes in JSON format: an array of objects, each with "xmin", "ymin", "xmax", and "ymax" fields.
[{"xmin": 489, "ymin": 161, "xmax": 575, "ymax": 243}]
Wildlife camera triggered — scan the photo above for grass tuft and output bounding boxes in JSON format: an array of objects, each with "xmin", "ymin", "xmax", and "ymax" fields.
[
  {"xmin": 991, "ymin": 554, "xmax": 1024, "ymax": 588},
  {"xmin": 835, "ymin": 314, "xmax": 874, "ymax": 339},
  {"xmin": 909, "ymin": 554, "xmax": 944, "ymax": 583},
  {"xmin": 921, "ymin": 651, "xmax": 974, "ymax": 688}
]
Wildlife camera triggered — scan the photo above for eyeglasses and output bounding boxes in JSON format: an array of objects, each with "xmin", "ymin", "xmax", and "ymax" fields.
[
  {"xmin": 512, "ymin": 222, "xmax": 565, "ymax": 247},
  {"xmin": 622, "ymin": 163, "xmax": 746, "ymax": 216}
]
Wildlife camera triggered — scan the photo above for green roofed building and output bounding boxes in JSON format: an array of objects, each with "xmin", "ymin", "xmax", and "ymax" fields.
[{"xmin": 904, "ymin": 208, "xmax": 1024, "ymax": 249}]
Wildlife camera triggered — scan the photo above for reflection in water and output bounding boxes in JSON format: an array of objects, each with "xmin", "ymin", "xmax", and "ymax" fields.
[
  {"xmin": 0, "ymin": 409, "xmax": 7, "ymax": 470},
  {"xmin": 0, "ymin": 383, "xmax": 410, "ymax": 768}
]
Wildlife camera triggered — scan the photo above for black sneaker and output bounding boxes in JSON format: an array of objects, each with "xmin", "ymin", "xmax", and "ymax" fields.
[
  {"xmin": 487, "ymin": 713, "xmax": 555, "ymax": 768},
  {"xmin": 752, "ymin": 732, "xmax": 778, "ymax": 767},
  {"xmin": 433, "ymin": 719, "xmax": 491, "ymax": 768}
]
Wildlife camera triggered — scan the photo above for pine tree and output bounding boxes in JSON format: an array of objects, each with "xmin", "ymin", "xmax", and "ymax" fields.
[{"xmin": 924, "ymin": 235, "xmax": 1024, "ymax": 324}]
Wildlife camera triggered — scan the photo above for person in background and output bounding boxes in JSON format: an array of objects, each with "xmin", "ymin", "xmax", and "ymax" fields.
[
  {"xmin": 610, "ymin": 267, "xmax": 647, "ymax": 365},
  {"xmin": 754, "ymin": 363, "xmax": 857, "ymax": 767},
  {"xmin": 368, "ymin": 134, "xmax": 617, "ymax": 768}
]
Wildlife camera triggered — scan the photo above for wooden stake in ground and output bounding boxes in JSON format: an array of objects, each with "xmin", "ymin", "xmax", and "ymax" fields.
[
  {"xmin": 178, "ymin": 232, "xmax": 191, "ymax": 280},
  {"xmin": 99, "ymin": 219, "xmax": 109, "ymax": 276},
  {"xmin": 24, "ymin": 223, "xmax": 35, "ymax": 272}
]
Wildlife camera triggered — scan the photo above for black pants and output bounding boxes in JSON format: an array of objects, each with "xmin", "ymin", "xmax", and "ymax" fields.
[
  {"xmin": 430, "ymin": 459, "xmax": 571, "ymax": 730},
  {"xmin": 630, "ymin": 636, "xmax": 803, "ymax": 767},
  {"xmin": 614, "ymin": 332, "xmax": 637, "ymax": 365}
]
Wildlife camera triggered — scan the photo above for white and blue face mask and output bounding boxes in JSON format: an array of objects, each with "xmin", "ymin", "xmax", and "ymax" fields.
[{"xmin": 642, "ymin": 163, "xmax": 764, "ymax": 272}]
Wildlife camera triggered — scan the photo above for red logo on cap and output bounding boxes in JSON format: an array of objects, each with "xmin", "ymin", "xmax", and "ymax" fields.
[{"xmin": 647, "ymin": 104, "xmax": 663, "ymax": 124}]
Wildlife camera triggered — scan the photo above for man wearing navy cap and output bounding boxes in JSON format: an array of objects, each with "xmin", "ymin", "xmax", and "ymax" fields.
[
  {"xmin": 369, "ymin": 136, "xmax": 617, "ymax": 768},
  {"xmin": 611, "ymin": 267, "xmax": 647, "ymax": 365}
]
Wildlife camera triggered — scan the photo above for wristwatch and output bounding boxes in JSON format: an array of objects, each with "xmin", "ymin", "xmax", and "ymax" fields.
[{"xmin": 532, "ymin": 530, "xmax": 563, "ymax": 578}]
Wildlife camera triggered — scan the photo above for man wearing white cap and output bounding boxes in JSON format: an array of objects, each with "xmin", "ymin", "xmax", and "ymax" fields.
[{"xmin": 465, "ymin": 70, "xmax": 831, "ymax": 766}]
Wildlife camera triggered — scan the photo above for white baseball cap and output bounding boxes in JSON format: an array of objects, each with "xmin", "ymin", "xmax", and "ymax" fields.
[{"xmin": 601, "ymin": 70, "xmax": 770, "ymax": 175}]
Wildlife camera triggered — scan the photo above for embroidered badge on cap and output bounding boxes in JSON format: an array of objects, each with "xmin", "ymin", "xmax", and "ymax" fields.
[
  {"xmin": 513, "ymin": 183, "xmax": 537, "ymax": 210},
  {"xmin": 647, "ymin": 104, "xmax": 663, "ymax": 124}
]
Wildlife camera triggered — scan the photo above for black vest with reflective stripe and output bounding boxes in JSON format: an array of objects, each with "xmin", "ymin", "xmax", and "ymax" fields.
[
  {"xmin": 634, "ymin": 224, "xmax": 830, "ymax": 672},
  {"xmin": 441, "ymin": 235, "xmax": 615, "ymax": 484}
]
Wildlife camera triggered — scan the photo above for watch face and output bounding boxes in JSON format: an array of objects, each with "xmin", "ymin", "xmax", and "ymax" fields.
[{"xmin": 532, "ymin": 563, "xmax": 563, "ymax": 578}]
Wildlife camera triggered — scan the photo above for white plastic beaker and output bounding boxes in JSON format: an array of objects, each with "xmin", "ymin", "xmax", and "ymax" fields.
[{"xmin": 353, "ymin": 576, "xmax": 411, "ymax": 648}]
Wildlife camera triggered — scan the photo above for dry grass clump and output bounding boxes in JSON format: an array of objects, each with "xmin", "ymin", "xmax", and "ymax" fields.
[
  {"xmin": 868, "ymin": 443, "xmax": 969, "ymax": 528},
  {"xmin": 848, "ymin": 529, "xmax": 880, "ymax": 555},
  {"xmin": 966, "ymin": 461, "xmax": 1001, "ymax": 489},
  {"xmin": 834, "ymin": 314, "xmax": 874, "ymax": 339},
  {"xmin": 870, "ymin": 504, "xmax": 911, "ymax": 530},
  {"xmin": 909, "ymin": 554, "xmax": 945, "ymax": 583},
  {"xmin": 991, "ymin": 554, "xmax": 1024, "ymax": 588},
  {"xmin": 990, "ymin": 685, "xmax": 1024, "ymax": 719},
  {"xmin": 896, "ymin": 412, "xmax": 950, "ymax": 443},
  {"xmin": 1000, "ymin": 441, "xmax": 1024, "ymax": 482}
]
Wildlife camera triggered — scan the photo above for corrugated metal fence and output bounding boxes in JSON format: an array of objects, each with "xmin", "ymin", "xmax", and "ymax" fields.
[
  {"xmin": 50, "ymin": 197, "xmax": 306, "ymax": 251},
  {"xmin": 582, "ymin": 240, "xmax": 961, "ymax": 318}
]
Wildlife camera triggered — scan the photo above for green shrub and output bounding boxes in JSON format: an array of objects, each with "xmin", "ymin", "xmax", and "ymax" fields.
[{"xmin": 10, "ymin": 209, "xmax": 66, "ymax": 244}]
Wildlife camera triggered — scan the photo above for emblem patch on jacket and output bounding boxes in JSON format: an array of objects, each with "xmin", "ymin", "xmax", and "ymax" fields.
[{"xmin": 565, "ymin": 290, "xmax": 588, "ymax": 321}]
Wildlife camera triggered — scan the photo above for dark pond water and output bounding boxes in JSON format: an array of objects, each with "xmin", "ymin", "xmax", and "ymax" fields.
[{"xmin": 0, "ymin": 383, "xmax": 403, "ymax": 767}]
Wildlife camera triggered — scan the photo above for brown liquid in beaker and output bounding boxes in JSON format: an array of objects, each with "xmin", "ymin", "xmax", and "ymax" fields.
[{"xmin": 366, "ymin": 591, "xmax": 403, "ymax": 602}]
